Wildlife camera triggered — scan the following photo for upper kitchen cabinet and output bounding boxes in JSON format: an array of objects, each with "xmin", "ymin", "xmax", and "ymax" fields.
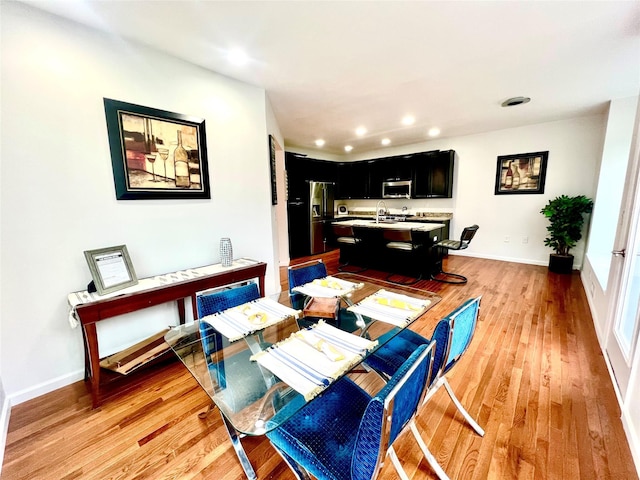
[
  {"xmin": 377, "ymin": 155, "xmax": 413, "ymax": 182},
  {"xmin": 412, "ymin": 150, "xmax": 454, "ymax": 198},
  {"xmin": 285, "ymin": 153, "xmax": 337, "ymax": 201},
  {"xmin": 336, "ymin": 161, "xmax": 371, "ymax": 199}
]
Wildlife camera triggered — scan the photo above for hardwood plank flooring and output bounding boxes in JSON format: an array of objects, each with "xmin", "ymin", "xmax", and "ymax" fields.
[{"xmin": 2, "ymin": 251, "xmax": 637, "ymax": 479}]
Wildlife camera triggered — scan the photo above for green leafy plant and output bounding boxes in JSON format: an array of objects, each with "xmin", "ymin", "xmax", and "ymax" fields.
[{"xmin": 540, "ymin": 195, "xmax": 593, "ymax": 256}]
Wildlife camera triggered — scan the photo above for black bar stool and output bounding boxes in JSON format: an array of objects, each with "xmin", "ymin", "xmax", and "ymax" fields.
[{"xmin": 431, "ymin": 224, "xmax": 479, "ymax": 284}]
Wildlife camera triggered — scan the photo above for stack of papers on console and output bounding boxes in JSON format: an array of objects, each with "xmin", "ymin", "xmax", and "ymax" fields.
[
  {"xmin": 292, "ymin": 276, "xmax": 363, "ymax": 298},
  {"xmin": 347, "ymin": 289, "xmax": 430, "ymax": 327},
  {"xmin": 251, "ymin": 321, "xmax": 377, "ymax": 400},
  {"xmin": 203, "ymin": 298, "xmax": 300, "ymax": 342}
]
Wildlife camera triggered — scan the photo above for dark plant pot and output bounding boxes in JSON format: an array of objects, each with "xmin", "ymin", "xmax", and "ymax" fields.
[{"xmin": 548, "ymin": 254, "xmax": 574, "ymax": 274}]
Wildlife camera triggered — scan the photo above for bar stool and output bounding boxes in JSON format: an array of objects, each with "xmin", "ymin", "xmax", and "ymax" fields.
[
  {"xmin": 431, "ymin": 224, "xmax": 479, "ymax": 284},
  {"xmin": 332, "ymin": 224, "xmax": 367, "ymax": 273},
  {"xmin": 383, "ymin": 229, "xmax": 423, "ymax": 285}
]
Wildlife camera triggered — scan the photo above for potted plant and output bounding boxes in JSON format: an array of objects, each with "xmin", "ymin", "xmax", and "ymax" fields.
[{"xmin": 540, "ymin": 195, "xmax": 594, "ymax": 273}]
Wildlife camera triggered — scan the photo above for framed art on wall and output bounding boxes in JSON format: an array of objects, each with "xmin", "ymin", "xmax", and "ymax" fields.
[
  {"xmin": 268, "ymin": 135, "xmax": 278, "ymax": 205},
  {"xmin": 495, "ymin": 151, "xmax": 548, "ymax": 195},
  {"xmin": 104, "ymin": 98, "xmax": 210, "ymax": 200}
]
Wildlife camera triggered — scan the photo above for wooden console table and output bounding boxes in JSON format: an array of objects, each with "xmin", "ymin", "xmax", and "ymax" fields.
[{"xmin": 68, "ymin": 259, "xmax": 267, "ymax": 408}]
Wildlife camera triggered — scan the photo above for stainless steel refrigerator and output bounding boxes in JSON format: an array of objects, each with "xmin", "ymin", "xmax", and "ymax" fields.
[{"xmin": 309, "ymin": 181, "xmax": 335, "ymax": 255}]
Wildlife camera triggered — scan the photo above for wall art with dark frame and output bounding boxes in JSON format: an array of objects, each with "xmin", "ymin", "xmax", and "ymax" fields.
[
  {"xmin": 104, "ymin": 98, "xmax": 210, "ymax": 200},
  {"xmin": 268, "ymin": 135, "xmax": 278, "ymax": 205},
  {"xmin": 495, "ymin": 151, "xmax": 548, "ymax": 195}
]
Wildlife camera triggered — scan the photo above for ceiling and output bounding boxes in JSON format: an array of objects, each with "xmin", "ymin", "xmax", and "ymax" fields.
[{"xmin": 21, "ymin": 1, "xmax": 640, "ymax": 157}]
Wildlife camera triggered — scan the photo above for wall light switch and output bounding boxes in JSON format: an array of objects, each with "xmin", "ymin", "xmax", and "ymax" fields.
[
  {"xmin": 522, "ymin": 236, "xmax": 529, "ymax": 244},
  {"xmin": 504, "ymin": 236, "xmax": 510, "ymax": 243}
]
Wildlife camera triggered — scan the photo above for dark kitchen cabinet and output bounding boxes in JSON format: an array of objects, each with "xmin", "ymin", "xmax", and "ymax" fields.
[
  {"xmin": 336, "ymin": 161, "xmax": 371, "ymax": 199},
  {"xmin": 412, "ymin": 150, "xmax": 454, "ymax": 198},
  {"xmin": 378, "ymin": 155, "xmax": 413, "ymax": 181},
  {"xmin": 285, "ymin": 153, "xmax": 337, "ymax": 201}
]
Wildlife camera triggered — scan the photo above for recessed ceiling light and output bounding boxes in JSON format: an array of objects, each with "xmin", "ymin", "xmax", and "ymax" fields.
[
  {"xmin": 501, "ymin": 96, "xmax": 531, "ymax": 107},
  {"xmin": 381, "ymin": 138, "xmax": 391, "ymax": 146},
  {"xmin": 315, "ymin": 139, "xmax": 325, "ymax": 147},
  {"xmin": 402, "ymin": 115, "xmax": 415, "ymax": 126},
  {"xmin": 344, "ymin": 145, "xmax": 353, "ymax": 152},
  {"xmin": 355, "ymin": 126, "xmax": 367, "ymax": 136},
  {"xmin": 428, "ymin": 127, "xmax": 441, "ymax": 137},
  {"xmin": 227, "ymin": 47, "xmax": 249, "ymax": 66}
]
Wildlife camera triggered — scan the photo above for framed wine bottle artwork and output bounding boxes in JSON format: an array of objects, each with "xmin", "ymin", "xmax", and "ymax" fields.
[
  {"xmin": 494, "ymin": 151, "xmax": 548, "ymax": 195},
  {"xmin": 104, "ymin": 98, "xmax": 210, "ymax": 200}
]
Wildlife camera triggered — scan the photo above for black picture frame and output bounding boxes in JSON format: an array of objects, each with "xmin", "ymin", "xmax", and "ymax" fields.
[
  {"xmin": 268, "ymin": 135, "xmax": 278, "ymax": 205},
  {"xmin": 104, "ymin": 98, "xmax": 210, "ymax": 200},
  {"xmin": 495, "ymin": 151, "xmax": 548, "ymax": 195}
]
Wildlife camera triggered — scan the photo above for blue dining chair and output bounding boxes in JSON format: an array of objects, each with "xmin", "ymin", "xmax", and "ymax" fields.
[
  {"xmin": 266, "ymin": 342, "xmax": 447, "ymax": 480},
  {"xmin": 196, "ymin": 282, "xmax": 269, "ymax": 410},
  {"xmin": 365, "ymin": 296, "xmax": 485, "ymax": 437},
  {"xmin": 288, "ymin": 260, "xmax": 342, "ymax": 326},
  {"xmin": 196, "ymin": 282, "xmax": 271, "ymax": 480}
]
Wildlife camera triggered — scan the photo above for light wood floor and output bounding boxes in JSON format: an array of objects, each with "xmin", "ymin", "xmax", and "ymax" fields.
[{"xmin": 2, "ymin": 251, "xmax": 638, "ymax": 479}]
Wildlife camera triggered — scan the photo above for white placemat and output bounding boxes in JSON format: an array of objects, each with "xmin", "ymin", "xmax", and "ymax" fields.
[
  {"xmin": 204, "ymin": 297, "xmax": 300, "ymax": 342},
  {"xmin": 347, "ymin": 289, "xmax": 430, "ymax": 327},
  {"xmin": 292, "ymin": 275, "xmax": 363, "ymax": 298},
  {"xmin": 251, "ymin": 321, "xmax": 377, "ymax": 400}
]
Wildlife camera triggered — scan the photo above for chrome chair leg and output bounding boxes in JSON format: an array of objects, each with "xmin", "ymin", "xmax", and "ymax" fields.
[
  {"xmin": 409, "ymin": 421, "xmax": 451, "ymax": 480},
  {"xmin": 272, "ymin": 445, "xmax": 312, "ymax": 480},
  {"xmin": 387, "ymin": 446, "xmax": 411, "ymax": 480},
  {"xmin": 442, "ymin": 378, "xmax": 485, "ymax": 436},
  {"xmin": 220, "ymin": 411, "xmax": 257, "ymax": 480}
]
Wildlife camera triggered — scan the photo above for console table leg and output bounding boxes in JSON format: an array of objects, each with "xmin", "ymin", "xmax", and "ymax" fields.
[
  {"xmin": 177, "ymin": 298, "xmax": 186, "ymax": 325},
  {"xmin": 83, "ymin": 322, "xmax": 101, "ymax": 408}
]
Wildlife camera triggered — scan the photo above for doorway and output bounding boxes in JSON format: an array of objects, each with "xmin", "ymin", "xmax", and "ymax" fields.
[{"xmin": 605, "ymin": 102, "xmax": 640, "ymax": 398}]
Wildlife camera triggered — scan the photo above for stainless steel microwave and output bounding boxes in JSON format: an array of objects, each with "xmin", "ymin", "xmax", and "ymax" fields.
[{"xmin": 382, "ymin": 180, "xmax": 412, "ymax": 199}]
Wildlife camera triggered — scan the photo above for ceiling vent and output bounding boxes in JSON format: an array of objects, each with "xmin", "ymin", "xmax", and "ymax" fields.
[{"xmin": 502, "ymin": 97, "xmax": 531, "ymax": 107}]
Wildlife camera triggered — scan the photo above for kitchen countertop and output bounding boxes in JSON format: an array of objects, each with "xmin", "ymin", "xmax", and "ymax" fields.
[
  {"xmin": 332, "ymin": 219, "xmax": 445, "ymax": 231},
  {"xmin": 336, "ymin": 212, "xmax": 452, "ymax": 222}
]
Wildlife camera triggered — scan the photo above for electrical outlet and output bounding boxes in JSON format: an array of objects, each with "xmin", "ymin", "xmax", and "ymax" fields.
[
  {"xmin": 504, "ymin": 236, "xmax": 510, "ymax": 243},
  {"xmin": 522, "ymin": 236, "xmax": 529, "ymax": 244}
]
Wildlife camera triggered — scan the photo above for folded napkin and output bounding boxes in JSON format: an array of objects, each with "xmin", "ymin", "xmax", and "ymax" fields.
[
  {"xmin": 251, "ymin": 320, "xmax": 377, "ymax": 400},
  {"xmin": 347, "ymin": 289, "xmax": 430, "ymax": 327},
  {"xmin": 292, "ymin": 275, "xmax": 364, "ymax": 298},
  {"xmin": 203, "ymin": 298, "xmax": 301, "ymax": 341}
]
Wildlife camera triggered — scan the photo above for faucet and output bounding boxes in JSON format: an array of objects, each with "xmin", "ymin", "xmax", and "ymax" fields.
[{"xmin": 376, "ymin": 200, "xmax": 388, "ymax": 224}]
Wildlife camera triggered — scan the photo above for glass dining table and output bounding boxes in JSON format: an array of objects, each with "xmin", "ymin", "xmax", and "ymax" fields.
[{"xmin": 164, "ymin": 272, "xmax": 441, "ymax": 479}]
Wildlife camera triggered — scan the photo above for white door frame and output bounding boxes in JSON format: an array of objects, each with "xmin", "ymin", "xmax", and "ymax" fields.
[{"xmin": 605, "ymin": 99, "xmax": 640, "ymax": 400}]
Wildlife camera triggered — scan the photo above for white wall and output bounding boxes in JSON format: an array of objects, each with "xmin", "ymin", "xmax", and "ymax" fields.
[
  {"xmin": 313, "ymin": 115, "xmax": 606, "ymax": 267},
  {"xmin": 0, "ymin": 3, "xmax": 280, "ymax": 403}
]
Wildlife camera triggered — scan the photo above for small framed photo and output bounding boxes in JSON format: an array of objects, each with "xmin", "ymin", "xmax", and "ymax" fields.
[
  {"xmin": 84, "ymin": 245, "xmax": 138, "ymax": 295},
  {"xmin": 104, "ymin": 98, "xmax": 210, "ymax": 200},
  {"xmin": 495, "ymin": 151, "xmax": 548, "ymax": 195}
]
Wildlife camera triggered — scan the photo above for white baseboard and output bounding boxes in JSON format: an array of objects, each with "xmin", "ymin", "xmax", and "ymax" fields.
[
  {"xmin": 8, "ymin": 369, "xmax": 84, "ymax": 406},
  {"xmin": 0, "ymin": 393, "xmax": 10, "ymax": 476}
]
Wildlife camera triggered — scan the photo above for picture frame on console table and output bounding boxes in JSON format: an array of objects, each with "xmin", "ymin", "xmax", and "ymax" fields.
[
  {"xmin": 104, "ymin": 98, "xmax": 210, "ymax": 200},
  {"xmin": 494, "ymin": 151, "xmax": 548, "ymax": 195},
  {"xmin": 84, "ymin": 244, "xmax": 138, "ymax": 295}
]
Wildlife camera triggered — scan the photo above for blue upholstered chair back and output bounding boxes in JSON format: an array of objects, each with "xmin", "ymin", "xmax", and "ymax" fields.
[
  {"xmin": 196, "ymin": 282, "xmax": 260, "ymax": 319},
  {"xmin": 351, "ymin": 343, "xmax": 434, "ymax": 480},
  {"xmin": 440, "ymin": 296, "xmax": 481, "ymax": 375},
  {"xmin": 196, "ymin": 282, "xmax": 265, "ymax": 407},
  {"xmin": 287, "ymin": 260, "xmax": 328, "ymax": 310}
]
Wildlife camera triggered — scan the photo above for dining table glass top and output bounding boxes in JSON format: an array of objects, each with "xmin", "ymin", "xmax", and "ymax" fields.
[{"xmin": 164, "ymin": 272, "xmax": 441, "ymax": 436}]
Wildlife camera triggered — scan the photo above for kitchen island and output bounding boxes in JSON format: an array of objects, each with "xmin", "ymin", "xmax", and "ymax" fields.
[{"xmin": 331, "ymin": 219, "xmax": 445, "ymax": 280}]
